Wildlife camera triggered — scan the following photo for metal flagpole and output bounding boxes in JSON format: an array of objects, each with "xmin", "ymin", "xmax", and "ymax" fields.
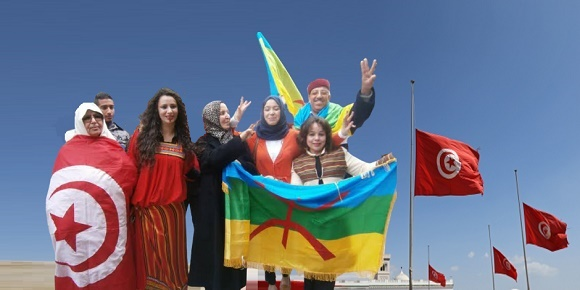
[
  {"xmin": 427, "ymin": 245, "xmax": 430, "ymax": 290},
  {"xmin": 409, "ymin": 80, "xmax": 416, "ymax": 290},
  {"xmin": 514, "ymin": 169, "xmax": 531, "ymax": 290},
  {"xmin": 488, "ymin": 225, "xmax": 496, "ymax": 290}
]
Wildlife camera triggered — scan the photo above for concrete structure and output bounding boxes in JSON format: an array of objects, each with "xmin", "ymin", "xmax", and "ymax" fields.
[{"xmin": 334, "ymin": 255, "xmax": 454, "ymax": 290}]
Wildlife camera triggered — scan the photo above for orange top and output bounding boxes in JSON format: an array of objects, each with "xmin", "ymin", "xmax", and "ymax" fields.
[{"xmin": 247, "ymin": 128, "xmax": 345, "ymax": 183}]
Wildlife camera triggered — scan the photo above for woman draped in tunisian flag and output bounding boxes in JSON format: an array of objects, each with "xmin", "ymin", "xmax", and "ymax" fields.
[
  {"xmin": 46, "ymin": 102, "xmax": 137, "ymax": 289},
  {"xmin": 128, "ymin": 88, "xmax": 199, "ymax": 290}
]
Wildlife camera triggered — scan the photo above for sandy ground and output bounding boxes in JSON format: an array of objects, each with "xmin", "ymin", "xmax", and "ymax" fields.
[
  {"xmin": 0, "ymin": 261, "xmax": 54, "ymax": 290},
  {"xmin": 0, "ymin": 261, "xmax": 259, "ymax": 290}
]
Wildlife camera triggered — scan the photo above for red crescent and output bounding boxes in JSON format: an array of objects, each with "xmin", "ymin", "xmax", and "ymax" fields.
[
  {"xmin": 439, "ymin": 151, "xmax": 456, "ymax": 175},
  {"xmin": 50, "ymin": 181, "xmax": 119, "ymax": 272}
]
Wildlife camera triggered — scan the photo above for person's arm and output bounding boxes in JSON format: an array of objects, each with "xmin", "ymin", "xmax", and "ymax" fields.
[
  {"xmin": 350, "ymin": 88, "xmax": 375, "ymax": 134},
  {"xmin": 331, "ymin": 112, "xmax": 355, "ymax": 146},
  {"xmin": 127, "ymin": 129, "xmax": 140, "ymax": 168},
  {"xmin": 230, "ymin": 96, "xmax": 251, "ymax": 128},
  {"xmin": 343, "ymin": 148, "xmax": 378, "ymax": 176},
  {"xmin": 290, "ymin": 163, "xmax": 303, "ymax": 185},
  {"xmin": 196, "ymin": 136, "xmax": 247, "ymax": 173},
  {"xmin": 196, "ymin": 124, "xmax": 256, "ymax": 173},
  {"xmin": 350, "ymin": 58, "xmax": 378, "ymax": 134},
  {"xmin": 185, "ymin": 153, "xmax": 200, "ymax": 181},
  {"xmin": 118, "ymin": 130, "xmax": 130, "ymax": 151}
]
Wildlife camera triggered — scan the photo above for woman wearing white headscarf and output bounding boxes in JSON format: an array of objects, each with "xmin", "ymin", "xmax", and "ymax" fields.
[
  {"xmin": 64, "ymin": 102, "xmax": 116, "ymax": 142},
  {"xmin": 46, "ymin": 102, "xmax": 137, "ymax": 289}
]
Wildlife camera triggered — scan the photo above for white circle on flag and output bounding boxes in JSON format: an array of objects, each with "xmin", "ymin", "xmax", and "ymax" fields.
[
  {"xmin": 538, "ymin": 221, "xmax": 551, "ymax": 239},
  {"xmin": 437, "ymin": 149, "xmax": 461, "ymax": 179},
  {"xmin": 46, "ymin": 165, "xmax": 127, "ymax": 288},
  {"xmin": 48, "ymin": 189, "xmax": 106, "ymax": 265},
  {"xmin": 432, "ymin": 270, "xmax": 438, "ymax": 279},
  {"xmin": 502, "ymin": 258, "xmax": 511, "ymax": 270}
]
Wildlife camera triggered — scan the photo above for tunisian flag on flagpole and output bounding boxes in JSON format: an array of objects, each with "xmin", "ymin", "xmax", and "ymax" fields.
[
  {"xmin": 493, "ymin": 247, "xmax": 517, "ymax": 281},
  {"xmin": 428, "ymin": 264, "xmax": 446, "ymax": 287},
  {"xmin": 523, "ymin": 203, "xmax": 568, "ymax": 251},
  {"xmin": 415, "ymin": 129, "xmax": 484, "ymax": 196},
  {"xmin": 46, "ymin": 136, "xmax": 137, "ymax": 289}
]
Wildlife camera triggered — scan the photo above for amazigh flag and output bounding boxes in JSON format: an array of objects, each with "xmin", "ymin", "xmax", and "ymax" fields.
[
  {"xmin": 293, "ymin": 102, "xmax": 355, "ymax": 135},
  {"xmin": 493, "ymin": 247, "xmax": 517, "ymax": 281},
  {"xmin": 523, "ymin": 203, "xmax": 568, "ymax": 251},
  {"xmin": 46, "ymin": 136, "xmax": 137, "ymax": 289},
  {"xmin": 223, "ymin": 161, "xmax": 397, "ymax": 279},
  {"xmin": 257, "ymin": 32, "xmax": 305, "ymax": 116},
  {"xmin": 415, "ymin": 129, "xmax": 484, "ymax": 196}
]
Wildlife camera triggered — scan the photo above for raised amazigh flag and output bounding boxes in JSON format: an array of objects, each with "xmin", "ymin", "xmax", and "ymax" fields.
[
  {"xmin": 223, "ymin": 161, "xmax": 397, "ymax": 279},
  {"xmin": 257, "ymin": 32, "xmax": 305, "ymax": 116}
]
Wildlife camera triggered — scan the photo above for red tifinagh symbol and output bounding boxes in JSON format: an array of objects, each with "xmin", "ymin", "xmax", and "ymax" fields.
[{"xmin": 250, "ymin": 182, "xmax": 350, "ymax": 261}]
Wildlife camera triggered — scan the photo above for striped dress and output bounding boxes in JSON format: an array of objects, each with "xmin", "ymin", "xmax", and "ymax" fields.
[
  {"xmin": 129, "ymin": 130, "xmax": 198, "ymax": 290},
  {"xmin": 291, "ymin": 147, "xmax": 377, "ymax": 186}
]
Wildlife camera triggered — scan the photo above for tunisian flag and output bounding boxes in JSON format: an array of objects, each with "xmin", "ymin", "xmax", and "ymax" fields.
[
  {"xmin": 523, "ymin": 203, "xmax": 568, "ymax": 251},
  {"xmin": 415, "ymin": 129, "xmax": 483, "ymax": 196},
  {"xmin": 428, "ymin": 264, "xmax": 446, "ymax": 287},
  {"xmin": 493, "ymin": 247, "xmax": 517, "ymax": 281},
  {"xmin": 46, "ymin": 136, "xmax": 137, "ymax": 289}
]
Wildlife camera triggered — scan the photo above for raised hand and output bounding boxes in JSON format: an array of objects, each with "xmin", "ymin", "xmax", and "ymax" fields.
[
  {"xmin": 360, "ymin": 58, "xmax": 377, "ymax": 95},
  {"xmin": 376, "ymin": 152, "xmax": 396, "ymax": 166},
  {"xmin": 341, "ymin": 111, "xmax": 356, "ymax": 136},
  {"xmin": 240, "ymin": 123, "xmax": 256, "ymax": 142},
  {"xmin": 232, "ymin": 96, "xmax": 252, "ymax": 125}
]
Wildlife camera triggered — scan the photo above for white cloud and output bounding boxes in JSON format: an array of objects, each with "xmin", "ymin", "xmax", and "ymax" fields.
[
  {"xmin": 512, "ymin": 255, "xmax": 558, "ymax": 277},
  {"xmin": 527, "ymin": 261, "xmax": 558, "ymax": 277},
  {"xmin": 467, "ymin": 251, "xmax": 475, "ymax": 258},
  {"xmin": 483, "ymin": 252, "xmax": 489, "ymax": 258},
  {"xmin": 450, "ymin": 266, "xmax": 459, "ymax": 271}
]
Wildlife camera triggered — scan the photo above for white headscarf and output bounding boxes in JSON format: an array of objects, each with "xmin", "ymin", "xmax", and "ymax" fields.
[{"xmin": 64, "ymin": 102, "xmax": 116, "ymax": 142}]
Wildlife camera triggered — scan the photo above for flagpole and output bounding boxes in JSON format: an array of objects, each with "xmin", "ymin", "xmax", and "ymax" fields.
[
  {"xmin": 514, "ymin": 169, "xmax": 531, "ymax": 290},
  {"xmin": 488, "ymin": 225, "xmax": 496, "ymax": 290},
  {"xmin": 427, "ymin": 245, "xmax": 430, "ymax": 290},
  {"xmin": 409, "ymin": 80, "xmax": 416, "ymax": 290}
]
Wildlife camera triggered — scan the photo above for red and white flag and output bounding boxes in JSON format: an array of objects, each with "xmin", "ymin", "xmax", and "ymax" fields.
[
  {"xmin": 493, "ymin": 247, "xmax": 517, "ymax": 281},
  {"xmin": 46, "ymin": 136, "xmax": 137, "ymax": 289},
  {"xmin": 523, "ymin": 203, "xmax": 568, "ymax": 251},
  {"xmin": 415, "ymin": 129, "xmax": 483, "ymax": 196},
  {"xmin": 428, "ymin": 264, "xmax": 446, "ymax": 287}
]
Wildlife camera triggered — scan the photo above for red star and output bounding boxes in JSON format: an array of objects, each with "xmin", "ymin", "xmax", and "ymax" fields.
[
  {"xmin": 446, "ymin": 156, "xmax": 457, "ymax": 170},
  {"xmin": 50, "ymin": 204, "xmax": 92, "ymax": 251}
]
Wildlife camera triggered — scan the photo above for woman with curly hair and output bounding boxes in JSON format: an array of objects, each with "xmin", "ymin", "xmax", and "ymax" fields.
[
  {"xmin": 188, "ymin": 100, "xmax": 258, "ymax": 290},
  {"xmin": 128, "ymin": 88, "xmax": 199, "ymax": 290}
]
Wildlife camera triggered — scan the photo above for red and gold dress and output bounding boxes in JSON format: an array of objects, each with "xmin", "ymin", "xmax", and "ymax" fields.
[{"xmin": 128, "ymin": 129, "xmax": 199, "ymax": 290}]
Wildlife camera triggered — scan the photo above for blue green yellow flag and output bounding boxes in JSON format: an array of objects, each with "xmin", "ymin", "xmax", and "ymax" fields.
[
  {"xmin": 257, "ymin": 32, "xmax": 305, "ymax": 116},
  {"xmin": 223, "ymin": 160, "xmax": 397, "ymax": 279}
]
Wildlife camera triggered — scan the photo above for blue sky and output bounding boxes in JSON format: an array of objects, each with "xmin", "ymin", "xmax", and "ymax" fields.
[{"xmin": 1, "ymin": 1, "xmax": 578, "ymax": 289}]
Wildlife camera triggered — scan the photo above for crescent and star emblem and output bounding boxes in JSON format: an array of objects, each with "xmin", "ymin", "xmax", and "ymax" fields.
[
  {"xmin": 437, "ymin": 149, "xmax": 461, "ymax": 179},
  {"xmin": 538, "ymin": 221, "xmax": 551, "ymax": 239},
  {"xmin": 502, "ymin": 258, "xmax": 512, "ymax": 271},
  {"xmin": 46, "ymin": 165, "xmax": 127, "ymax": 287}
]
